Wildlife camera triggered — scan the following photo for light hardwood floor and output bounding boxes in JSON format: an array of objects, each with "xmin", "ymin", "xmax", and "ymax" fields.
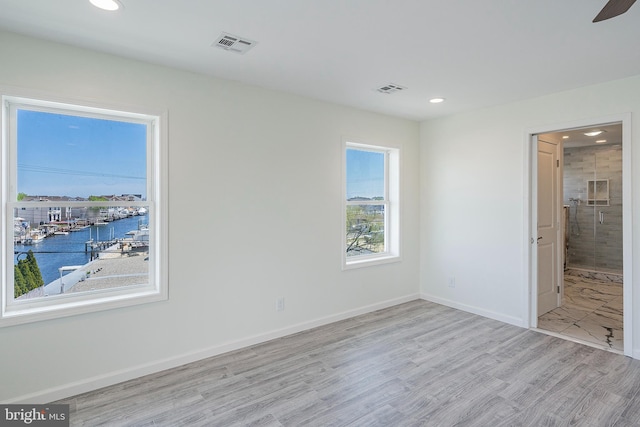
[{"xmin": 55, "ymin": 300, "xmax": 640, "ymax": 426}]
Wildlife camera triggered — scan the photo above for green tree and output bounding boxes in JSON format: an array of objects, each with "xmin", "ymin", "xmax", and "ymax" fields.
[
  {"xmin": 17, "ymin": 192, "xmax": 27, "ymax": 201},
  {"xmin": 88, "ymin": 196, "xmax": 109, "ymax": 220},
  {"xmin": 26, "ymin": 250, "xmax": 44, "ymax": 287},
  {"xmin": 14, "ymin": 265, "xmax": 27, "ymax": 298},
  {"xmin": 18, "ymin": 259, "xmax": 38, "ymax": 293}
]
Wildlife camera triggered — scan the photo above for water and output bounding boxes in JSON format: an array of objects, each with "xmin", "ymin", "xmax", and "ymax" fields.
[{"xmin": 14, "ymin": 215, "xmax": 148, "ymax": 285}]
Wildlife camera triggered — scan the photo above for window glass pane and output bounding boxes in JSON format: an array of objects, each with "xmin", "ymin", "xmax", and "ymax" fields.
[
  {"xmin": 13, "ymin": 207, "xmax": 149, "ymax": 299},
  {"xmin": 13, "ymin": 109, "xmax": 150, "ymax": 301},
  {"xmin": 17, "ymin": 110, "xmax": 147, "ymax": 199},
  {"xmin": 346, "ymin": 149, "xmax": 384, "ymax": 200},
  {"xmin": 346, "ymin": 204, "xmax": 385, "ymax": 256}
]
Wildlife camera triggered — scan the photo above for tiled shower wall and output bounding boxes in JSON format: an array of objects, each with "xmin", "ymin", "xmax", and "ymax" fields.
[{"xmin": 563, "ymin": 144, "xmax": 623, "ymax": 274}]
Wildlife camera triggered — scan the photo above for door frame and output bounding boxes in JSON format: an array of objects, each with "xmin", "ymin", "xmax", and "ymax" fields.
[{"xmin": 524, "ymin": 113, "xmax": 632, "ymax": 357}]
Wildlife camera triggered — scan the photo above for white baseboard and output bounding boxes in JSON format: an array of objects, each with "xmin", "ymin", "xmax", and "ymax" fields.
[
  {"xmin": 420, "ymin": 292, "xmax": 526, "ymax": 328},
  {"xmin": 7, "ymin": 293, "xmax": 420, "ymax": 404}
]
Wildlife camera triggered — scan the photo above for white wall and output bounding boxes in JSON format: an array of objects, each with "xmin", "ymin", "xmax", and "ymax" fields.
[
  {"xmin": 0, "ymin": 31, "xmax": 421, "ymax": 402},
  {"xmin": 419, "ymin": 74, "xmax": 640, "ymax": 355}
]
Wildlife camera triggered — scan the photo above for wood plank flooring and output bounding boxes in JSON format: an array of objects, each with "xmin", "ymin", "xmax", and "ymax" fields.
[{"xmin": 55, "ymin": 300, "xmax": 640, "ymax": 426}]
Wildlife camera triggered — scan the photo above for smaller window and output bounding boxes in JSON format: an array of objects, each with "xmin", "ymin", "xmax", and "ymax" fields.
[{"xmin": 343, "ymin": 141, "xmax": 400, "ymax": 269}]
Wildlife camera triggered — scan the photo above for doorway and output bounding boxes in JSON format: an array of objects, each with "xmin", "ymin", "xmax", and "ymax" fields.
[{"xmin": 527, "ymin": 116, "xmax": 632, "ymax": 357}]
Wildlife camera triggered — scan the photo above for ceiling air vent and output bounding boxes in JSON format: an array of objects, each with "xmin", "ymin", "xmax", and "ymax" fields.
[
  {"xmin": 376, "ymin": 83, "xmax": 407, "ymax": 94},
  {"xmin": 213, "ymin": 32, "xmax": 257, "ymax": 54}
]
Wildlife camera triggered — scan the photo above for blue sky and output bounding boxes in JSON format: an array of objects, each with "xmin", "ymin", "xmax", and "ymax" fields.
[
  {"xmin": 346, "ymin": 148, "xmax": 384, "ymax": 199},
  {"xmin": 17, "ymin": 110, "xmax": 147, "ymax": 199}
]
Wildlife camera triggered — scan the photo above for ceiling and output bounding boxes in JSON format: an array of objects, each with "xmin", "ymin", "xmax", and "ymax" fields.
[
  {"xmin": 540, "ymin": 123, "xmax": 622, "ymax": 148},
  {"xmin": 1, "ymin": 0, "xmax": 639, "ymax": 121}
]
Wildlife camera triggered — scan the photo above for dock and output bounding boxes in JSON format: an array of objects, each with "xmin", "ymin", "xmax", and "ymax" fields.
[{"xmin": 17, "ymin": 241, "xmax": 149, "ymax": 299}]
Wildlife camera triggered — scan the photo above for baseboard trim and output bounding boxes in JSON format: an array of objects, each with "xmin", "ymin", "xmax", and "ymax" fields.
[
  {"xmin": 420, "ymin": 292, "xmax": 525, "ymax": 328},
  {"xmin": 7, "ymin": 293, "xmax": 420, "ymax": 404}
]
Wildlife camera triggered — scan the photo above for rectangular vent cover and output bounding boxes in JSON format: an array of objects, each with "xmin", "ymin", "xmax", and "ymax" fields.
[
  {"xmin": 376, "ymin": 83, "xmax": 407, "ymax": 94},
  {"xmin": 213, "ymin": 32, "xmax": 257, "ymax": 54}
]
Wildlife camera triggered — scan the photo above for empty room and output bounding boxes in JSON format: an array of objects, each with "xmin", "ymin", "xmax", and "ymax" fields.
[{"xmin": 1, "ymin": 1, "xmax": 640, "ymax": 425}]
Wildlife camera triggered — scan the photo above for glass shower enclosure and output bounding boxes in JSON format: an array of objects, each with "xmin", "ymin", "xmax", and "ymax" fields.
[{"xmin": 563, "ymin": 137, "xmax": 623, "ymax": 275}]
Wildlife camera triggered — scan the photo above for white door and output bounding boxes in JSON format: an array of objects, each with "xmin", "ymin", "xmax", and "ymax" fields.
[{"xmin": 537, "ymin": 138, "xmax": 561, "ymax": 316}]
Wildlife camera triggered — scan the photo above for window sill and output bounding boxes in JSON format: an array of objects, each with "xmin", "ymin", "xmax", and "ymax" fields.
[
  {"xmin": 1, "ymin": 288, "xmax": 167, "ymax": 327},
  {"xmin": 343, "ymin": 254, "xmax": 401, "ymax": 270}
]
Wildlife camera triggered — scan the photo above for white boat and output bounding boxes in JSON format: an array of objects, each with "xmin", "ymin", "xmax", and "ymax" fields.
[
  {"xmin": 14, "ymin": 217, "xmax": 28, "ymax": 242},
  {"xmin": 54, "ymin": 231, "xmax": 69, "ymax": 235},
  {"xmin": 126, "ymin": 227, "xmax": 149, "ymax": 242},
  {"xmin": 25, "ymin": 228, "xmax": 46, "ymax": 244}
]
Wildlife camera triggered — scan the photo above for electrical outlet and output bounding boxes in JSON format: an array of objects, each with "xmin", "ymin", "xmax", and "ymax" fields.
[
  {"xmin": 276, "ymin": 297, "xmax": 285, "ymax": 312},
  {"xmin": 448, "ymin": 277, "xmax": 455, "ymax": 288}
]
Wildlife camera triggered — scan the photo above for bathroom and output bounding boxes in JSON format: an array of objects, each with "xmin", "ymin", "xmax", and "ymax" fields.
[{"xmin": 538, "ymin": 123, "xmax": 624, "ymax": 352}]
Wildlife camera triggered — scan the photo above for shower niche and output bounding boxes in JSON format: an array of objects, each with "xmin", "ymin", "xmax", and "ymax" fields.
[
  {"xmin": 564, "ymin": 142, "xmax": 622, "ymax": 274},
  {"xmin": 586, "ymin": 179, "xmax": 609, "ymax": 206}
]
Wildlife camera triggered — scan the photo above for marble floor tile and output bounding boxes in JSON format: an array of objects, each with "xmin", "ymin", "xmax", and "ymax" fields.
[
  {"xmin": 537, "ymin": 306, "xmax": 591, "ymax": 333},
  {"xmin": 538, "ymin": 273, "xmax": 623, "ymax": 352},
  {"xmin": 601, "ymin": 296, "xmax": 623, "ymax": 315},
  {"xmin": 564, "ymin": 268, "xmax": 623, "ymax": 284}
]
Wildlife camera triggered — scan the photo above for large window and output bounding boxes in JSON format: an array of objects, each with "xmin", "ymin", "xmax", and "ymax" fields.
[
  {"xmin": 343, "ymin": 141, "xmax": 399, "ymax": 268},
  {"xmin": 1, "ymin": 94, "xmax": 167, "ymax": 326}
]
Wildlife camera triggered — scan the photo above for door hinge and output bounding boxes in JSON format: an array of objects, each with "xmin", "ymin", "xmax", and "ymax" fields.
[
  {"xmin": 557, "ymin": 159, "xmax": 560, "ymax": 167},
  {"xmin": 557, "ymin": 285, "xmax": 560, "ymax": 293}
]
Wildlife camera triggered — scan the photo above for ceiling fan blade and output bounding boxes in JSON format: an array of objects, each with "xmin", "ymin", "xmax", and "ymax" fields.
[{"xmin": 593, "ymin": 0, "xmax": 637, "ymax": 22}]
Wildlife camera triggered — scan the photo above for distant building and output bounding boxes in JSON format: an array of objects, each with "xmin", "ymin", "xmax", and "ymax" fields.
[
  {"xmin": 14, "ymin": 194, "xmax": 143, "ymax": 226},
  {"xmin": 16, "ymin": 196, "xmax": 82, "ymax": 225}
]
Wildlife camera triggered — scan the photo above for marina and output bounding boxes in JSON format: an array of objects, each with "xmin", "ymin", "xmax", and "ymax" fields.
[{"xmin": 14, "ymin": 214, "xmax": 149, "ymax": 295}]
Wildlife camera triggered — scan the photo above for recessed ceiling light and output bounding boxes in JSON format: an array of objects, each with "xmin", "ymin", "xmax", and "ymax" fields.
[
  {"xmin": 429, "ymin": 98, "xmax": 445, "ymax": 104},
  {"xmin": 90, "ymin": 0, "xmax": 121, "ymax": 11},
  {"xmin": 584, "ymin": 130, "xmax": 603, "ymax": 137},
  {"xmin": 562, "ymin": 135, "xmax": 569, "ymax": 139},
  {"xmin": 596, "ymin": 139, "xmax": 607, "ymax": 143}
]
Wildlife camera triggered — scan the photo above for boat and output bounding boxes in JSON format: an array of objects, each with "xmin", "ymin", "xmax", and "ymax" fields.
[
  {"xmin": 114, "ymin": 208, "xmax": 127, "ymax": 219},
  {"xmin": 126, "ymin": 226, "xmax": 149, "ymax": 242},
  {"xmin": 124, "ymin": 221, "xmax": 149, "ymax": 252},
  {"xmin": 53, "ymin": 231, "xmax": 69, "ymax": 235},
  {"xmin": 25, "ymin": 228, "xmax": 46, "ymax": 244},
  {"xmin": 14, "ymin": 217, "xmax": 28, "ymax": 243}
]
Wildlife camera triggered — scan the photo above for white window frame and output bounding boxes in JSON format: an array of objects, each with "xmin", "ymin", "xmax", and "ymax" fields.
[
  {"xmin": 342, "ymin": 140, "xmax": 400, "ymax": 269},
  {"xmin": 1, "ymin": 92, "xmax": 168, "ymax": 326}
]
